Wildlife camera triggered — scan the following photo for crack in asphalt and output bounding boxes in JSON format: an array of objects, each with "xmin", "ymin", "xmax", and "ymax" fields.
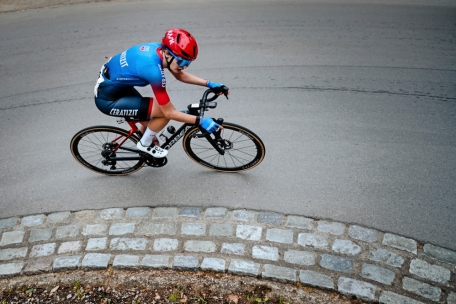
[{"xmin": 0, "ymin": 85, "xmax": 454, "ymax": 111}]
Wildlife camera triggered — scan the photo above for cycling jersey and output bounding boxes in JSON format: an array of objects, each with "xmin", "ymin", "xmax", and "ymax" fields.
[{"xmin": 94, "ymin": 42, "xmax": 170, "ymax": 120}]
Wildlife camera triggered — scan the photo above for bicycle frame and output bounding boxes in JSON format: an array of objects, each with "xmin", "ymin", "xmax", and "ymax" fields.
[{"xmin": 106, "ymin": 116, "xmax": 225, "ymax": 163}]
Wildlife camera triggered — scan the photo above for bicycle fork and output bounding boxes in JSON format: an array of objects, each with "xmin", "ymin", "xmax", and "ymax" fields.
[{"xmin": 196, "ymin": 118, "xmax": 227, "ymax": 155}]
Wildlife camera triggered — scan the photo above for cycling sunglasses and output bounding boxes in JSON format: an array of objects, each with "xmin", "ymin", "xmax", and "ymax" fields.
[{"xmin": 168, "ymin": 49, "xmax": 192, "ymax": 67}]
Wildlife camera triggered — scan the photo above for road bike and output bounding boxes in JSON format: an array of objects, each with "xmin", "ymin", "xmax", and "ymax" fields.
[{"xmin": 70, "ymin": 88, "xmax": 266, "ymax": 175}]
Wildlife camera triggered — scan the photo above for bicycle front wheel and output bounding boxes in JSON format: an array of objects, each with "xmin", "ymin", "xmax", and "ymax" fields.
[
  {"xmin": 70, "ymin": 125, "xmax": 145, "ymax": 176},
  {"xmin": 183, "ymin": 122, "xmax": 265, "ymax": 172}
]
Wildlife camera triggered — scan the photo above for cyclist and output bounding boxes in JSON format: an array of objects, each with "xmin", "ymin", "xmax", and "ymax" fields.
[{"xmin": 94, "ymin": 28, "xmax": 229, "ymax": 158}]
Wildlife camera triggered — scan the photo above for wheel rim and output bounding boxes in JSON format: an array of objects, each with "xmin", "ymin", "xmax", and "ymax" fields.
[
  {"xmin": 184, "ymin": 124, "xmax": 264, "ymax": 172},
  {"xmin": 71, "ymin": 127, "xmax": 144, "ymax": 175}
]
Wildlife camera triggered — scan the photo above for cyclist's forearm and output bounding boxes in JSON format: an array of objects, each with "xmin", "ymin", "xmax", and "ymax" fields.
[
  {"xmin": 160, "ymin": 103, "xmax": 198, "ymax": 124},
  {"xmin": 173, "ymin": 71, "xmax": 207, "ymax": 87}
]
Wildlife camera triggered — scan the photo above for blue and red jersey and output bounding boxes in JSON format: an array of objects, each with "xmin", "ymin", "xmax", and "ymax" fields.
[{"xmin": 105, "ymin": 42, "xmax": 170, "ymax": 105}]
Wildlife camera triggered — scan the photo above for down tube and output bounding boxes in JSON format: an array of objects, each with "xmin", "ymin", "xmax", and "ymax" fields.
[{"xmin": 162, "ymin": 124, "xmax": 195, "ymax": 150}]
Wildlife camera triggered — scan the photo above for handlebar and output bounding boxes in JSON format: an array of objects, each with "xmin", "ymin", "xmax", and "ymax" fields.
[
  {"xmin": 202, "ymin": 85, "xmax": 229, "ymax": 102},
  {"xmin": 187, "ymin": 86, "xmax": 229, "ymax": 117}
]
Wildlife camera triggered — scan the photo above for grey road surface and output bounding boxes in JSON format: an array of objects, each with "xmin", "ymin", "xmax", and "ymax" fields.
[{"xmin": 0, "ymin": 0, "xmax": 455, "ymax": 250}]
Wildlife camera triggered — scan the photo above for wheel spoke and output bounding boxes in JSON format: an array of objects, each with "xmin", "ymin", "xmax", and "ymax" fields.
[
  {"xmin": 184, "ymin": 123, "xmax": 265, "ymax": 172},
  {"xmin": 71, "ymin": 127, "xmax": 145, "ymax": 175}
]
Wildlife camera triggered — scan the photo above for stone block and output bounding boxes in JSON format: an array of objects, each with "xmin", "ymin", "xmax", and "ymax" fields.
[
  {"xmin": 252, "ymin": 245, "xmax": 279, "ymax": 261},
  {"xmin": 299, "ymin": 270, "xmax": 334, "ymax": 289},
  {"xmin": 184, "ymin": 240, "xmax": 216, "ymax": 253},
  {"xmin": 369, "ymin": 248, "xmax": 404, "ymax": 268},
  {"xmin": 236, "ymin": 225, "xmax": 262, "ymax": 241},
  {"xmin": 403, "ymin": 277, "xmax": 441, "ymax": 302},
  {"xmin": 320, "ymin": 254, "xmax": 353, "ymax": 273},
  {"xmin": 0, "ymin": 231, "xmax": 25, "ymax": 246},
  {"xmin": 348, "ymin": 225, "xmax": 378, "ymax": 243},
  {"xmin": 382, "ymin": 233, "xmax": 417, "ymax": 254},
  {"xmin": 0, "ymin": 217, "xmax": 18, "ymax": 229},
  {"xmin": 173, "ymin": 256, "xmax": 198, "ymax": 270},
  {"xmin": 153, "ymin": 207, "xmax": 177, "ymax": 218},
  {"xmin": 47, "ymin": 212, "xmax": 71, "ymax": 224},
  {"xmin": 113, "ymin": 255, "xmax": 139, "ymax": 268},
  {"xmin": 409, "ymin": 259, "xmax": 451, "ymax": 284},
  {"xmin": 0, "ymin": 262, "xmax": 24, "ymax": 277},
  {"xmin": 55, "ymin": 225, "xmax": 79, "ymax": 239},
  {"xmin": 110, "ymin": 238, "xmax": 148, "ymax": 251},
  {"xmin": 201, "ymin": 257, "xmax": 226, "ymax": 272},
  {"xmin": 258, "ymin": 212, "xmax": 282, "ymax": 225},
  {"xmin": 141, "ymin": 255, "xmax": 170, "ymax": 269},
  {"xmin": 53, "ymin": 255, "xmax": 81, "ymax": 271},
  {"xmin": 361, "ymin": 263, "xmax": 395, "ymax": 285},
  {"xmin": 285, "ymin": 216, "xmax": 313, "ymax": 230},
  {"xmin": 126, "ymin": 207, "xmax": 151, "ymax": 218},
  {"xmin": 266, "ymin": 228, "xmax": 293, "ymax": 244},
  {"xmin": 29, "ymin": 228, "xmax": 53, "ymax": 242},
  {"xmin": 379, "ymin": 291, "xmax": 424, "ymax": 304},
  {"xmin": 181, "ymin": 223, "xmax": 206, "ymax": 236},
  {"xmin": 209, "ymin": 223, "xmax": 233, "ymax": 237},
  {"xmin": 154, "ymin": 238, "xmax": 179, "ymax": 251},
  {"xmin": 58, "ymin": 241, "xmax": 81, "ymax": 254},
  {"xmin": 179, "ymin": 207, "xmax": 201, "ymax": 218},
  {"xmin": 82, "ymin": 224, "xmax": 108, "ymax": 236},
  {"xmin": 30, "ymin": 243, "xmax": 56, "ymax": 257},
  {"xmin": 317, "ymin": 221, "xmax": 345, "ymax": 235},
  {"xmin": 447, "ymin": 292, "xmax": 456, "ymax": 304},
  {"xmin": 109, "ymin": 222, "xmax": 135, "ymax": 235},
  {"xmin": 338, "ymin": 277, "xmax": 376, "ymax": 302},
  {"xmin": 232, "ymin": 210, "xmax": 255, "ymax": 222},
  {"xmin": 138, "ymin": 222, "xmax": 177, "ymax": 235},
  {"xmin": 23, "ymin": 257, "xmax": 53, "ymax": 274},
  {"xmin": 221, "ymin": 243, "xmax": 246, "ymax": 255},
  {"xmin": 21, "ymin": 214, "xmax": 45, "ymax": 227},
  {"xmin": 86, "ymin": 238, "xmax": 107, "ymax": 251},
  {"xmin": 262, "ymin": 264, "xmax": 296, "ymax": 283},
  {"xmin": 297, "ymin": 233, "xmax": 328, "ymax": 249},
  {"xmin": 332, "ymin": 239, "xmax": 362, "ymax": 255},
  {"xmin": 284, "ymin": 250, "xmax": 315, "ymax": 266},
  {"xmin": 81, "ymin": 253, "xmax": 110, "ymax": 269},
  {"xmin": 423, "ymin": 244, "xmax": 456, "ymax": 266},
  {"xmin": 228, "ymin": 259, "xmax": 260, "ymax": 276},
  {"xmin": 204, "ymin": 208, "xmax": 228, "ymax": 219},
  {"xmin": 0, "ymin": 247, "xmax": 28, "ymax": 261},
  {"xmin": 100, "ymin": 208, "xmax": 124, "ymax": 220}
]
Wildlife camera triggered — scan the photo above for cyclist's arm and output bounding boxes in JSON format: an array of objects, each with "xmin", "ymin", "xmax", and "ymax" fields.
[
  {"xmin": 159, "ymin": 101, "xmax": 198, "ymax": 124},
  {"xmin": 170, "ymin": 70, "xmax": 207, "ymax": 87}
]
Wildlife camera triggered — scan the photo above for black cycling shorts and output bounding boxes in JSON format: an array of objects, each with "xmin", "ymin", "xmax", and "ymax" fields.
[{"xmin": 94, "ymin": 81, "xmax": 152, "ymax": 120}]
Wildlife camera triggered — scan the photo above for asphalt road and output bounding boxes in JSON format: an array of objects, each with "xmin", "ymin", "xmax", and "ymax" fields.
[{"xmin": 0, "ymin": 0, "xmax": 455, "ymax": 250}]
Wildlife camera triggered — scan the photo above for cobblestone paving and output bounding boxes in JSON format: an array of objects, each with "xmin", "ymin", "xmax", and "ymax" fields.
[{"xmin": 0, "ymin": 207, "xmax": 455, "ymax": 303}]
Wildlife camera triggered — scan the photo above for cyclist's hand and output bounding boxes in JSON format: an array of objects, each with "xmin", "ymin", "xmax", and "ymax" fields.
[
  {"xmin": 207, "ymin": 81, "xmax": 230, "ymax": 97},
  {"xmin": 199, "ymin": 116, "xmax": 220, "ymax": 133},
  {"xmin": 206, "ymin": 81, "xmax": 224, "ymax": 89}
]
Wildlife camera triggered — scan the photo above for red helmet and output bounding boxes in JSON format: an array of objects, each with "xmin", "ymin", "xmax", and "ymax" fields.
[{"xmin": 162, "ymin": 28, "xmax": 198, "ymax": 60}]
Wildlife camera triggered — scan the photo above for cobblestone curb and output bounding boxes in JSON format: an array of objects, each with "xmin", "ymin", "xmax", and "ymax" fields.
[{"xmin": 0, "ymin": 207, "xmax": 455, "ymax": 303}]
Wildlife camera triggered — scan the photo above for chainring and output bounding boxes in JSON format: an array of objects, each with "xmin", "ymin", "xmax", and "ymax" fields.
[{"xmin": 145, "ymin": 155, "xmax": 168, "ymax": 167}]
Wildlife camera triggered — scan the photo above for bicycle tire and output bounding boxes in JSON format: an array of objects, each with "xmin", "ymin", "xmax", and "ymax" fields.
[
  {"xmin": 70, "ymin": 125, "xmax": 145, "ymax": 176},
  {"xmin": 182, "ymin": 122, "xmax": 265, "ymax": 172}
]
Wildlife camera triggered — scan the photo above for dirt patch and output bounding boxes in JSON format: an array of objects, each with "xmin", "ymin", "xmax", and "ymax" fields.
[{"xmin": 0, "ymin": 269, "xmax": 366, "ymax": 303}]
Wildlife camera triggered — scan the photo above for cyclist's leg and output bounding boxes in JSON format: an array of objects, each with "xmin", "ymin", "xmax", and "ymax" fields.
[{"xmin": 146, "ymin": 98, "xmax": 171, "ymax": 132}]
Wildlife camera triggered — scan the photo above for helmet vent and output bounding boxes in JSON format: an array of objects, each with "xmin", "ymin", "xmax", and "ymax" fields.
[
  {"xmin": 176, "ymin": 34, "xmax": 181, "ymax": 43},
  {"xmin": 181, "ymin": 50, "xmax": 190, "ymax": 59}
]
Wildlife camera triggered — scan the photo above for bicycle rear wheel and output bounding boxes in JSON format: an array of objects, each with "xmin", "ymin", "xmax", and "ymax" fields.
[
  {"xmin": 70, "ymin": 125, "xmax": 145, "ymax": 176},
  {"xmin": 183, "ymin": 122, "xmax": 265, "ymax": 172}
]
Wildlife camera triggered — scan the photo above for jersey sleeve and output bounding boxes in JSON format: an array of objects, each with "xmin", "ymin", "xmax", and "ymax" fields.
[{"xmin": 138, "ymin": 63, "xmax": 170, "ymax": 106}]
